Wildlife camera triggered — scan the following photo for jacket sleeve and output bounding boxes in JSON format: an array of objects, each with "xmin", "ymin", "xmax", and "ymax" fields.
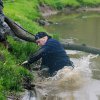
[
  {"xmin": 28, "ymin": 47, "xmax": 46, "ymax": 64},
  {"xmin": 0, "ymin": 0, "xmax": 3, "ymax": 8}
]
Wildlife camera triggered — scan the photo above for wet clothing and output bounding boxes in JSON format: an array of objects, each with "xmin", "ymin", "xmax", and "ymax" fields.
[{"xmin": 28, "ymin": 38, "xmax": 73, "ymax": 75}]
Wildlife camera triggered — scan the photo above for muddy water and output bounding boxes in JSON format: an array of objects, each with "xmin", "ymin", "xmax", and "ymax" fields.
[
  {"xmin": 22, "ymin": 13, "xmax": 100, "ymax": 100},
  {"xmin": 22, "ymin": 54, "xmax": 100, "ymax": 100},
  {"xmin": 40, "ymin": 13, "xmax": 100, "ymax": 100},
  {"xmin": 45, "ymin": 13, "xmax": 100, "ymax": 48},
  {"xmin": 33, "ymin": 54, "xmax": 100, "ymax": 100}
]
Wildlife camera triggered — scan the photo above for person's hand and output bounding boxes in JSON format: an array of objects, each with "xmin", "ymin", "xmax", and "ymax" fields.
[
  {"xmin": 21, "ymin": 61, "xmax": 30, "ymax": 69},
  {"xmin": 22, "ymin": 61, "xmax": 28, "ymax": 65},
  {"xmin": 38, "ymin": 68, "xmax": 49, "ymax": 77}
]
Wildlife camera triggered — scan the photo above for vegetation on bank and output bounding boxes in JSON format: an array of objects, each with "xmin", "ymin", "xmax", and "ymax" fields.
[
  {"xmin": 39, "ymin": 0, "xmax": 100, "ymax": 9},
  {"xmin": 0, "ymin": 45, "xmax": 33, "ymax": 99},
  {"xmin": 0, "ymin": 0, "xmax": 100, "ymax": 99}
]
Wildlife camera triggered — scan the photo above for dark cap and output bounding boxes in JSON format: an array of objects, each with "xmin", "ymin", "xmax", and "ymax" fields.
[{"xmin": 35, "ymin": 32, "xmax": 50, "ymax": 41}]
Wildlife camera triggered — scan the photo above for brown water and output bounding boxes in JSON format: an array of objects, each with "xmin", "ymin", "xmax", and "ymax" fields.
[
  {"xmin": 22, "ymin": 13, "xmax": 100, "ymax": 100},
  {"xmin": 45, "ymin": 13, "xmax": 100, "ymax": 48},
  {"xmin": 42, "ymin": 13, "xmax": 100, "ymax": 100}
]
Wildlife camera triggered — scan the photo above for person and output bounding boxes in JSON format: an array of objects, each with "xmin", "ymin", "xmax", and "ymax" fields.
[
  {"xmin": 0, "ymin": 0, "xmax": 11, "ymax": 49},
  {"xmin": 22, "ymin": 32, "xmax": 74, "ymax": 76}
]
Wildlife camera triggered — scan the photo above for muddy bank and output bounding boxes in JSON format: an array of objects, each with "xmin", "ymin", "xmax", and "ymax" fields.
[
  {"xmin": 38, "ymin": 4, "xmax": 59, "ymax": 17},
  {"xmin": 39, "ymin": 4, "xmax": 100, "ymax": 17},
  {"xmin": 38, "ymin": 4, "xmax": 100, "ymax": 26}
]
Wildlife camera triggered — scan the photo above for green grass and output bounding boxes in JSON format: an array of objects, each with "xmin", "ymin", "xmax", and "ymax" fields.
[
  {"xmin": 1, "ymin": 1, "xmax": 45, "ymax": 97},
  {"xmin": 3, "ymin": 0, "xmax": 44, "ymax": 34},
  {"xmin": 76, "ymin": 0, "xmax": 100, "ymax": 6},
  {"xmin": 1, "ymin": 0, "xmax": 100, "ymax": 99},
  {"xmin": 41, "ymin": 0, "xmax": 79, "ymax": 9},
  {"xmin": 39, "ymin": 0, "xmax": 100, "ymax": 9},
  {"xmin": 0, "ymin": 45, "xmax": 33, "ymax": 98},
  {"xmin": 7, "ymin": 37, "xmax": 39, "ymax": 63}
]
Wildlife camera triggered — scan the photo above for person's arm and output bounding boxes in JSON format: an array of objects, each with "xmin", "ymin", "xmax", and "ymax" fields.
[
  {"xmin": 21, "ymin": 47, "xmax": 46, "ymax": 69},
  {"xmin": 0, "ymin": 0, "xmax": 3, "ymax": 14},
  {"xmin": 0, "ymin": 0, "xmax": 3, "ymax": 7},
  {"xmin": 28, "ymin": 47, "xmax": 45, "ymax": 64}
]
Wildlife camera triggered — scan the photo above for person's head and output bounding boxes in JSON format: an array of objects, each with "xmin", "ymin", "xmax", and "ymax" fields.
[{"xmin": 35, "ymin": 32, "xmax": 51, "ymax": 46}]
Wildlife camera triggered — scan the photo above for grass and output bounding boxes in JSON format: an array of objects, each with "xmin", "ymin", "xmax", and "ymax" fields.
[
  {"xmin": 1, "ymin": 0, "xmax": 100, "ymax": 99},
  {"xmin": 0, "ymin": 45, "xmax": 33, "ymax": 98},
  {"xmin": 7, "ymin": 37, "xmax": 38, "ymax": 63},
  {"xmin": 76, "ymin": 0, "xmax": 100, "ymax": 6},
  {"xmin": 39, "ymin": 0, "xmax": 100, "ymax": 9},
  {"xmin": 3, "ymin": 0, "xmax": 44, "ymax": 34}
]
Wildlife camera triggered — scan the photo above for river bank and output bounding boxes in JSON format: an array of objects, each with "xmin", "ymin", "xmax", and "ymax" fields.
[
  {"xmin": 38, "ymin": 4, "xmax": 100, "ymax": 26},
  {"xmin": 2, "ymin": 0, "xmax": 100, "ymax": 99},
  {"xmin": 39, "ymin": 4, "xmax": 100, "ymax": 17}
]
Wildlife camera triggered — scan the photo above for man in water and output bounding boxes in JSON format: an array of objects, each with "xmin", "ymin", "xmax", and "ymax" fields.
[{"xmin": 22, "ymin": 32, "xmax": 74, "ymax": 76}]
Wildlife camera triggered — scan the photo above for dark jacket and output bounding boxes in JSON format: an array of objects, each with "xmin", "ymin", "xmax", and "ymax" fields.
[
  {"xmin": 28, "ymin": 38, "xmax": 73, "ymax": 75},
  {"xmin": 0, "ymin": 0, "xmax": 3, "ymax": 7},
  {"xmin": 0, "ymin": 0, "xmax": 3, "ymax": 14}
]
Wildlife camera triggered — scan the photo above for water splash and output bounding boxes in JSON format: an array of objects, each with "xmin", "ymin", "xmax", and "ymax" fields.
[
  {"xmin": 36, "ymin": 54, "xmax": 98, "ymax": 96},
  {"xmin": 22, "ymin": 54, "xmax": 99, "ymax": 100},
  {"xmin": 22, "ymin": 90, "xmax": 37, "ymax": 100}
]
